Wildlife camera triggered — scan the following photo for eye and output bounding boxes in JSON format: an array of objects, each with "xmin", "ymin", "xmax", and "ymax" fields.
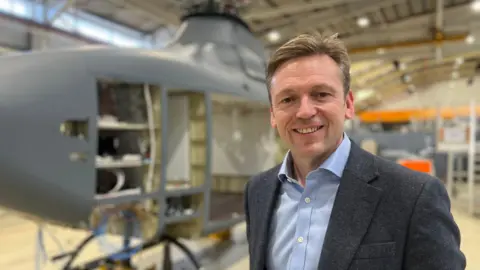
[
  {"xmin": 280, "ymin": 97, "xmax": 294, "ymax": 104},
  {"xmin": 312, "ymin": 92, "xmax": 330, "ymax": 99}
]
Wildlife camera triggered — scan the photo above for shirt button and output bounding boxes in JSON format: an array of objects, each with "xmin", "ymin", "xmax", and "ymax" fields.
[
  {"xmin": 304, "ymin": 197, "xmax": 311, "ymax": 203},
  {"xmin": 297, "ymin": 237, "xmax": 304, "ymax": 243}
]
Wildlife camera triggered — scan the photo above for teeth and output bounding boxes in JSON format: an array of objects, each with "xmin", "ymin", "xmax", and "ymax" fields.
[{"xmin": 296, "ymin": 127, "xmax": 320, "ymax": 134}]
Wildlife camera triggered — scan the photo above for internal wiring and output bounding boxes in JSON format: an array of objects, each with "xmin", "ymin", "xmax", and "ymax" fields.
[
  {"xmin": 107, "ymin": 169, "xmax": 126, "ymax": 194},
  {"xmin": 143, "ymin": 83, "xmax": 156, "ymax": 195}
]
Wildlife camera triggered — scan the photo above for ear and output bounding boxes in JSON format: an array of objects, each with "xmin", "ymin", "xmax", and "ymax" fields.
[
  {"xmin": 345, "ymin": 90, "xmax": 355, "ymax": 120},
  {"xmin": 270, "ymin": 106, "xmax": 277, "ymax": 128}
]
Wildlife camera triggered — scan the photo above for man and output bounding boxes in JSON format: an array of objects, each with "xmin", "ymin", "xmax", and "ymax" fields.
[{"xmin": 243, "ymin": 34, "xmax": 466, "ymax": 270}]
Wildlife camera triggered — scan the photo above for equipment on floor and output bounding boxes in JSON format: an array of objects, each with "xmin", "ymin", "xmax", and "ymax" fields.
[{"xmin": 435, "ymin": 101, "xmax": 480, "ymax": 217}]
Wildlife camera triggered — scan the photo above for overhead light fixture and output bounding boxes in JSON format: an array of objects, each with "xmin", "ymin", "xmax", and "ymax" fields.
[
  {"xmin": 465, "ymin": 35, "xmax": 475, "ymax": 44},
  {"xmin": 357, "ymin": 17, "xmax": 370, "ymax": 28},
  {"xmin": 471, "ymin": 0, "xmax": 480, "ymax": 12},
  {"xmin": 267, "ymin": 30, "xmax": 281, "ymax": 42}
]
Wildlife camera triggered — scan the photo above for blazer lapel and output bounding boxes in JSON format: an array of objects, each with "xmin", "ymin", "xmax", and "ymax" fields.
[
  {"xmin": 318, "ymin": 141, "xmax": 383, "ymax": 270},
  {"xmin": 251, "ymin": 165, "xmax": 281, "ymax": 269}
]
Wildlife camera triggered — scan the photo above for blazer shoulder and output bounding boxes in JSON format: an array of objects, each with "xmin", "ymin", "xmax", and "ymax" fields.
[
  {"xmin": 373, "ymin": 154, "xmax": 439, "ymax": 189},
  {"xmin": 247, "ymin": 164, "xmax": 282, "ymax": 188}
]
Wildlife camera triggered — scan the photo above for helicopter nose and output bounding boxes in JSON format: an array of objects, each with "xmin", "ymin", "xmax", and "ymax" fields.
[{"xmin": 0, "ymin": 62, "xmax": 97, "ymax": 226}]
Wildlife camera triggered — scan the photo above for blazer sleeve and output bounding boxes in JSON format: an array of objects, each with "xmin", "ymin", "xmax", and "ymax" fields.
[
  {"xmin": 404, "ymin": 178, "xmax": 466, "ymax": 270},
  {"xmin": 244, "ymin": 179, "xmax": 251, "ymax": 245}
]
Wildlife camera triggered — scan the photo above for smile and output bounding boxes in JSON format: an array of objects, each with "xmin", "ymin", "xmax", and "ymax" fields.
[{"xmin": 294, "ymin": 126, "xmax": 323, "ymax": 134}]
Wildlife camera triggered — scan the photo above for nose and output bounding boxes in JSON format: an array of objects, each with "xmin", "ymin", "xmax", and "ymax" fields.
[{"xmin": 296, "ymin": 96, "xmax": 316, "ymax": 119}]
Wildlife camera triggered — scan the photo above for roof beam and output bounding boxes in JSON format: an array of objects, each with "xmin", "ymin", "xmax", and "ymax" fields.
[
  {"xmin": 243, "ymin": 0, "xmax": 361, "ymax": 21},
  {"xmin": 255, "ymin": 0, "xmax": 405, "ymax": 35},
  {"xmin": 263, "ymin": 1, "xmax": 471, "ymax": 47},
  {"xmin": 365, "ymin": 53, "xmax": 480, "ymax": 89}
]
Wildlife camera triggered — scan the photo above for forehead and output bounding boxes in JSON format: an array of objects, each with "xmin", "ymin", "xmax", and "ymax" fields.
[{"xmin": 270, "ymin": 54, "xmax": 343, "ymax": 94}]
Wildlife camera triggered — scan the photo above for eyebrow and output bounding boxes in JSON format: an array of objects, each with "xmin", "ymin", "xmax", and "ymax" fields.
[
  {"xmin": 277, "ymin": 84, "xmax": 336, "ymax": 96},
  {"xmin": 311, "ymin": 84, "xmax": 336, "ymax": 92}
]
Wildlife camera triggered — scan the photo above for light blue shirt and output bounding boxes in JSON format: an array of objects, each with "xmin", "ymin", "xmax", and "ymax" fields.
[{"xmin": 267, "ymin": 134, "xmax": 351, "ymax": 270}]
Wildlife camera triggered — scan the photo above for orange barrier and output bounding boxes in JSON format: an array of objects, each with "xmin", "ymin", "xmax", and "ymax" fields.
[
  {"xmin": 358, "ymin": 106, "xmax": 480, "ymax": 123},
  {"xmin": 397, "ymin": 159, "xmax": 434, "ymax": 175}
]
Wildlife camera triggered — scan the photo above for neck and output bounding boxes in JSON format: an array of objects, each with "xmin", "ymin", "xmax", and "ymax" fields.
[
  {"xmin": 292, "ymin": 153, "xmax": 329, "ymax": 186},
  {"xmin": 291, "ymin": 135, "xmax": 345, "ymax": 186}
]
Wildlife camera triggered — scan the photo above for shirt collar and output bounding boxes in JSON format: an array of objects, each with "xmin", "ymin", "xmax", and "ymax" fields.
[{"xmin": 278, "ymin": 133, "xmax": 351, "ymax": 182}]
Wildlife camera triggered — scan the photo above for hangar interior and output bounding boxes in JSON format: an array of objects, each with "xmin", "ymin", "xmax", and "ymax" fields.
[{"xmin": 1, "ymin": 0, "xmax": 480, "ymax": 269}]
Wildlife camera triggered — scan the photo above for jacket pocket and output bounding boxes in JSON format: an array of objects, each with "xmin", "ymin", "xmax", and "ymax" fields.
[{"xmin": 353, "ymin": 242, "xmax": 396, "ymax": 259}]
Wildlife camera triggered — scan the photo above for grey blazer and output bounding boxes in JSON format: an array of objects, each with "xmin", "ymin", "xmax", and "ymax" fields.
[{"xmin": 244, "ymin": 140, "xmax": 466, "ymax": 270}]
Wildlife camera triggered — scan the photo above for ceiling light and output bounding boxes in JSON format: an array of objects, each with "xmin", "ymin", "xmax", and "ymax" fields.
[
  {"xmin": 267, "ymin": 30, "xmax": 280, "ymax": 42},
  {"xmin": 357, "ymin": 17, "xmax": 370, "ymax": 28},
  {"xmin": 471, "ymin": 1, "xmax": 480, "ymax": 12},
  {"xmin": 465, "ymin": 35, "xmax": 475, "ymax": 44}
]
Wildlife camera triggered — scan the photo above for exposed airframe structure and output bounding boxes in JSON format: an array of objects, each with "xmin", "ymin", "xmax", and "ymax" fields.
[{"xmin": 0, "ymin": 6, "xmax": 284, "ymax": 269}]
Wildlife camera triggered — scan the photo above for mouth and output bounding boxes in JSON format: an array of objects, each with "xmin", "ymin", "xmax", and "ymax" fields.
[{"xmin": 293, "ymin": 126, "xmax": 324, "ymax": 134}]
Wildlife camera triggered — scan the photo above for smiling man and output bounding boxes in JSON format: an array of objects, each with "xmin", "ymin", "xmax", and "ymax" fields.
[{"xmin": 244, "ymin": 34, "xmax": 466, "ymax": 270}]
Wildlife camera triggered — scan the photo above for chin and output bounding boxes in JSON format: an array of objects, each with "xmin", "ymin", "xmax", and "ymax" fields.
[{"xmin": 295, "ymin": 142, "xmax": 326, "ymax": 158}]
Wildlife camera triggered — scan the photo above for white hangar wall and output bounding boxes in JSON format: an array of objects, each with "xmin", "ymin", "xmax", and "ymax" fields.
[
  {"xmin": 0, "ymin": 0, "xmax": 174, "ymax": 52},
  {"xmin": 374, "ymin": 76, "xmax": 480, "ymax": 110}
]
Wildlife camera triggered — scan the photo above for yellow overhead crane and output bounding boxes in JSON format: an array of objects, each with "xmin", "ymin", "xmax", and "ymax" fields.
[{"xmin": 348, "ymin": 30, "xmax": 469, "ymax": 55}]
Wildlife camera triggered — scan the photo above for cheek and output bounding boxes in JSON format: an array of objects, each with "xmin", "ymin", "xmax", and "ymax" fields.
[{"xmin": 322, "ymin": 105, "xmax": 344, "ymax": 123}]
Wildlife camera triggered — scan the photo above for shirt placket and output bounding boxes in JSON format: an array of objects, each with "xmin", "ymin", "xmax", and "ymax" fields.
[{"xmin": 288, "ymin": 176, "xmax": 316, "ymax": 270}]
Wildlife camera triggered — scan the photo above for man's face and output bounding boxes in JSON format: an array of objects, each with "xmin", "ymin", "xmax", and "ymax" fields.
[{"xmin": 269, "ymin": 54, "xmax": 355, "ymax": 160}]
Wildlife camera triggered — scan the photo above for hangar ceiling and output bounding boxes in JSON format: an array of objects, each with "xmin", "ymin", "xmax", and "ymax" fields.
[{"xmin": 67, "ymin": 0, "xmax": 480, "ymax": 110}]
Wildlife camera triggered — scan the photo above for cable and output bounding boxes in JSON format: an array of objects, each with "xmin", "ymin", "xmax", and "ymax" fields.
[
  {"xmin": 36, "ymin": 223, "xmax": 66, "ymax": 270},
  {"xmin": 162, "ymin": 234, "xmax": 202, "ymax": 270},
  {"xmin": 94, "ymin": 209, "xmax": 143, "ymax": 262},
  {"xmin": 143, "ymin": 83, "xmax": 156, "ymax": 194},
  {"xmin": 55, "ymin": 233, "xmax": 97, "ymax": 270},
  {"xmin": 68, "ymin": 233, "xmax": 202, "ymax": 270},
  {"xmin": 107, "ymin": 169, "xmax": 126, "ymax": 194},
  {"xmin": 36, "ymin": 225, "xmax": 46, "ymax": 270},
  {"xmin": 52, "ymin": 209, "xmax": 141, "ymax": 269}
]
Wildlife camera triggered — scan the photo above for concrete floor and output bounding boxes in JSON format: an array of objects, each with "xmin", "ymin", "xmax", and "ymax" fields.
[{"xmin": 0, "ymin": 207, "xmax": 479, "ymax": 269}]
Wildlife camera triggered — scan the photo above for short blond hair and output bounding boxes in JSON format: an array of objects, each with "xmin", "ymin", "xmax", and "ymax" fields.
[{"xmin": 266, "ymin": 33, "xmax": 351, "ymax": 102}]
